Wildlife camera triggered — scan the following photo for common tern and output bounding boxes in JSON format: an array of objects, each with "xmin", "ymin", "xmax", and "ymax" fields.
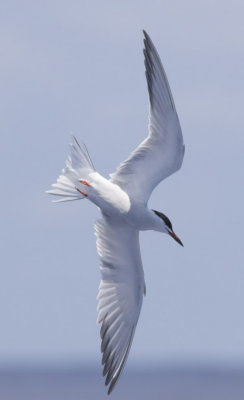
[{"xmin": 47, "ymin": 30, "xmax": 185, "ymax": 394}]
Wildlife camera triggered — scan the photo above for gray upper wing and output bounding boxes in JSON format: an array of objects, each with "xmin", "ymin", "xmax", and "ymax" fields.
[{"xmin": 110, "ymin": 31, "xmax": 184, "ymax": 204}]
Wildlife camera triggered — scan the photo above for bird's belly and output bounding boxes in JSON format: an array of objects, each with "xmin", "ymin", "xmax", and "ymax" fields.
[{"xmin": 86, "ymin": 172, "xmax": 131, "ymax": 216}]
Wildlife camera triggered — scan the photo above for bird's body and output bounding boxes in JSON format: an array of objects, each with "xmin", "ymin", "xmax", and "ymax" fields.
[
  {"xmin": 78, "ymin": 172, "xmax": 131, "ymax": 216},
  {"xmin": 47, "ymin": 30, "xmax": 185, "ymax": 394}
]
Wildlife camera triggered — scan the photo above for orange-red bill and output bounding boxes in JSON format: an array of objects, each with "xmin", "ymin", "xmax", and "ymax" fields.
[{"xmin": 168, "ymin": 230, "xmax": 183, "ymax": 246}]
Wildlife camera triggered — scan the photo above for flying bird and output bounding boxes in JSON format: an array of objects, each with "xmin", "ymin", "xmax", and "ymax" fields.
[{"xmin": 47, "ymin": 30, "xmax": 185, "ymax": 394}]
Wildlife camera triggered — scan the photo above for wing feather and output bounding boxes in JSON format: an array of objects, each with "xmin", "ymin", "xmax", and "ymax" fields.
[
  {"xmin": 95, "ymin": 216, "xmax": 145, "ymax": 394},
  {"xmin": 110, "ymin": 30, "xmax": 184, "ymax": 204}
]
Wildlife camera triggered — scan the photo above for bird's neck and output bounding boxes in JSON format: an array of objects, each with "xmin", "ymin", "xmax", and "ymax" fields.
[{"xmin": 126, "ymin": 207, "xmax": 164, "ymax": 232}]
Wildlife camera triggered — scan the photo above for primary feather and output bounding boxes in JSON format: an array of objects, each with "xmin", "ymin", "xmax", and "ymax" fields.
[{"xmin": 95, "ymin": 216, "xmax": 145, "ymax": 394}]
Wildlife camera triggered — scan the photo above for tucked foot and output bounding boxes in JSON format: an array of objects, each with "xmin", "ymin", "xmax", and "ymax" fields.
[
  {"xmin": 75, "ymin": 180, "xmax": 91, "ymax": 197},
  {"xmin": 75, "ymin": 187, "xmax": 88, "ymax": 197},
  {"xmin": 79, "ymin": 180, "xmax": 90, "ymax": 186}
]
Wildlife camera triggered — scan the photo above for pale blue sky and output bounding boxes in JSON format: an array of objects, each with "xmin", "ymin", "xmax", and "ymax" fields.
[{"xmin": 1, "ymin": 0, "xmax": 244, "ymax": 368}]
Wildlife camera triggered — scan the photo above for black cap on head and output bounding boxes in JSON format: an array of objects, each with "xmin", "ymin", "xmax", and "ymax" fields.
[
  {"xmin": 153, "ymin": 210, "xmax": 173, "ymax": 230},
  {"xmin": 153, "ymin": 210, "xmax": 183, "ymax": 246}
]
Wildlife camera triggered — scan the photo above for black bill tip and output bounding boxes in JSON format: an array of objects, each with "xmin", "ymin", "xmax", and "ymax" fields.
[{"xmin": 168, "ymin": 230, "xmax": 184, "ymax": 247}]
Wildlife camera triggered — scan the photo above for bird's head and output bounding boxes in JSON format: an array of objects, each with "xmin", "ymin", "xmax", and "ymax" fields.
[{"xmin": 152, "ymin": 210, "xmax": 183, "ymax": 246}]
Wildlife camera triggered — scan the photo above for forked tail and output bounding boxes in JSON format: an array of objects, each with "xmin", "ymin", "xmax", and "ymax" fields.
[{"xmin": 46, "ymin": 136, "xmax": 95, "ymax": 202}]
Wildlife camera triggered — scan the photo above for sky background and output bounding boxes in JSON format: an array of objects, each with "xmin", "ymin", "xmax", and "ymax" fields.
[{"xmin": 1, "ymin": 0, "xmax": 244, "ymax": 370}]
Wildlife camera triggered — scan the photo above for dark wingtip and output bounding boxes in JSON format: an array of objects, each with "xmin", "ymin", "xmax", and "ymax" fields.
[{"xmin": 142, "ymin": 29, "xmax": 149, "ymax": 38}]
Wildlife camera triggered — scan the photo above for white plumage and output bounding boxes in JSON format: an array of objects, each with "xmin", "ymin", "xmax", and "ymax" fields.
[
  {"xmin": 47, "ymin": 30, "xmax": 185, "ymax": 394},
  {"xmin": 95, "ymin": 216, "xmax": 144, "ymax": 393}
]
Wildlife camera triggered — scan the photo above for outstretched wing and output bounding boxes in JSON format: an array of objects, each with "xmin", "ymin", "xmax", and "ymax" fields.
[
  {"xmin": 110, "ymin": 30, "xmax": 185, "ymax": 204},
  {"xmin": 95, "ymin": 216, "xmax": 145, "ymax": 394}
]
